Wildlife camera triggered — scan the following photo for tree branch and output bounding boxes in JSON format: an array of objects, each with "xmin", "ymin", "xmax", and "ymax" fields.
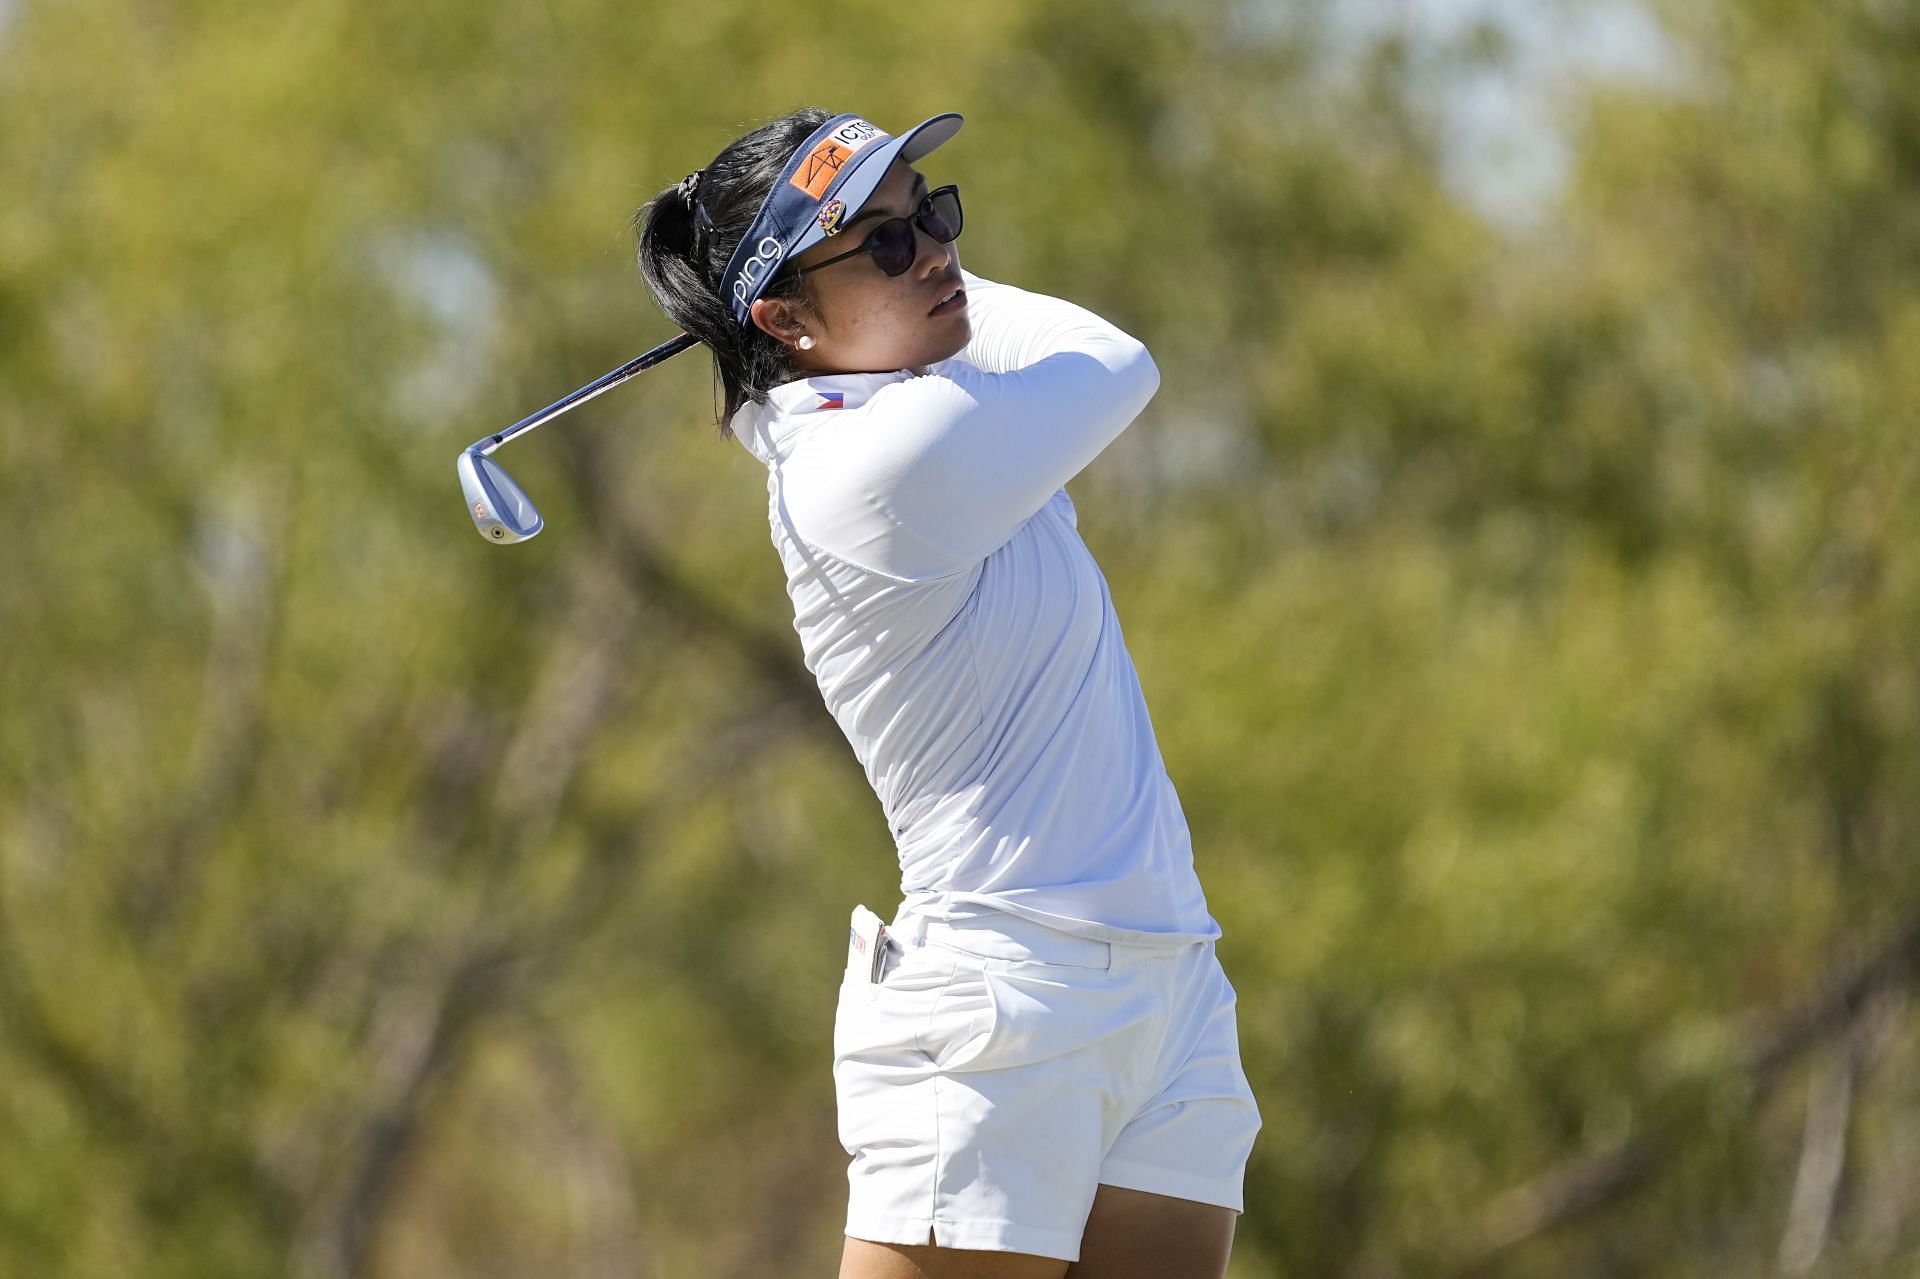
[
  {"xmin": 126, "ymin": 469, "xmax": 288, "ymax": 945},
  {"xmin": 1459, "ymin": 905, "xmax": 1920, "ymax": 1273},
  {"xmin": 291, "ymin": 938, "xmax": 512, "ymax": 1279},
  {"xmin": 562, "ymin": 428, "xmax": 822, "ymax": 711},
  {"xmin": 1776, "ymin": 1035, "xmax": 1857, "ymax": 1275}
]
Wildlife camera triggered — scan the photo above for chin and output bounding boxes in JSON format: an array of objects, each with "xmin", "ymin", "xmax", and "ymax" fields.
[{"xmin": 927, "ymin": 315, "xmax": 971, "ymax": 364}]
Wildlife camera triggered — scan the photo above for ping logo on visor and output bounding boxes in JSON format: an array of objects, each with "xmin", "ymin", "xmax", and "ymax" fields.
[
  {"xmin": 731, "ymin": 235, "xmax": 786, "ymax": 313},
  {"xmin": 790, "ymin": 119, "xmax": 884, "ymax": 199}
]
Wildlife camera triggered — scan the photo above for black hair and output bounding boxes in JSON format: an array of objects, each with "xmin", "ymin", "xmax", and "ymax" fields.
[{"xmin": 634, "ymin": 108, "xmax": 832, "ymax": 435}]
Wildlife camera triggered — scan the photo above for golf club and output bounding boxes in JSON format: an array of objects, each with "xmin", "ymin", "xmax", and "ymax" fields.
[{"xmin": 458, "ymin": 331, "xmax": 700, "ymax": 543}]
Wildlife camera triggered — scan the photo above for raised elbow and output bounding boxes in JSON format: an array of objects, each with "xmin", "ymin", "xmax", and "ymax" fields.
[
  {"xmin": 1132, "ymin": 340, "xmax": 1161, "ymax": 400},
  {"xmin": 1114, "ymin": 335, "xmax": 1160, "ymax": 411}
]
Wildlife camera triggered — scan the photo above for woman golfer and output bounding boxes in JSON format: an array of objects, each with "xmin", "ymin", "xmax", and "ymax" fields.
[{"xmin": 635, "ymin": 109, "xmax": 1260, "ymax": 1279}]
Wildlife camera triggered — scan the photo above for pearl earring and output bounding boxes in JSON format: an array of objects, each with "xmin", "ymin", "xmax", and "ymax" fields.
[{"xmin": 797, "ymin": 335, "xmax": 815, "ymax": 351}]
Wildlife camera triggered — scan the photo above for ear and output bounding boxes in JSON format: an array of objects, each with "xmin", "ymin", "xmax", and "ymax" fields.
[{"xmin": 749, "ymin": 295, "xmax": 812, "ymax": 347}]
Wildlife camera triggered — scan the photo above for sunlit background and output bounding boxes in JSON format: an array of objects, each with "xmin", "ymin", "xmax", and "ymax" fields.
[{"xmin": 4, "ymin": 0, "xmax": 1917, "ymax": 1274}]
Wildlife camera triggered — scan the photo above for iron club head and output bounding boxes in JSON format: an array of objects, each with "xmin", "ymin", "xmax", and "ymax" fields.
[
  {"xmin": 455, "ymin": 332, "xmax": 698, "ymax": 546},
  {"xmin": 458, "ymin": 448, "xmax": 543, "ymax": 543}
]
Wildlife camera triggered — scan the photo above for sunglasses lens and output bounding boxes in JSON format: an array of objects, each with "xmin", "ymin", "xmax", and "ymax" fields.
[
  {"xmin": 854, "ymin": 188, "xmax": 965, "ymax": 278},
  {"xmin": 868, "ymin": 219, "xmax": 919, "ymax": 276},
  {"xmin": 921, "ymin": 188, "xmax": 963, "ymax": 243}
]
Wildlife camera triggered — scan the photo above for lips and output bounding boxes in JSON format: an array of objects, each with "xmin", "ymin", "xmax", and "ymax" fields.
[{"xmin": 929, "ymin": 282, "xmax": 966, "ymax": 315}]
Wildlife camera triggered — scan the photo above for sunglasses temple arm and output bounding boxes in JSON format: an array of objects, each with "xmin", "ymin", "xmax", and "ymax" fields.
[{"xmin": 472, "ymin": 332, "xmax": 701, "ymax": 457}]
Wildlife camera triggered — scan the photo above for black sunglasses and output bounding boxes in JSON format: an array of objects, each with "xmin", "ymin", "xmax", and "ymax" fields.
[{"xmin": 787, "ymin": 185, "xmax": 964, "ymax": 281}]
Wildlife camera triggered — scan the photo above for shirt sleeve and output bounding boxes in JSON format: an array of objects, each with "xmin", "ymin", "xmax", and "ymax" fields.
[{"xmin": 780, "ymin": 270, "xmax": 1160, "ymax": 579}]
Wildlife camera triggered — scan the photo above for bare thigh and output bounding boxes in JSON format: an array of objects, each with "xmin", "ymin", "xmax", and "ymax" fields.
[
  {"xmin": 1067, "ymin": 1186, "xmax": 1236, "ymax": 1279},
  {"xmin": 836, "ymin": 1188, "xmax": 1235, "ymax": 1279}
]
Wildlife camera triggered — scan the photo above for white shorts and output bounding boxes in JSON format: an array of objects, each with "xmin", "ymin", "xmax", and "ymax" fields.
[{"xmin": 832, "ymin": 904, "xmax": 1261, "ymax": 1262}]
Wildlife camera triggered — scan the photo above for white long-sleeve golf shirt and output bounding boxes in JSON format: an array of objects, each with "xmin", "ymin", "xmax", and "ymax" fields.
[{"xmin": 730, "ymin": 270, "xmax": 1219, "ymax": 945}]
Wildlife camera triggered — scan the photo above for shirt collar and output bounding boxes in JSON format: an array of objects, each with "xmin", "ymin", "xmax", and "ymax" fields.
[{"xmin": 731, "ymin": 369, "xmax": 913, "ymax": 465}]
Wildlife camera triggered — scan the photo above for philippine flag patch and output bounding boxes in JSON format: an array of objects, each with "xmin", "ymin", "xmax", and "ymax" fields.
[{"xmin": 815, "ymin": 391, "xmax": 846, "ymax": 411}]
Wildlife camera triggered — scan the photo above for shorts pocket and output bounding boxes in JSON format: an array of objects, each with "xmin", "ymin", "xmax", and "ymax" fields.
[
  {"xmin": 950, "ymin": 958, "xmax": 1157, "ymax": 1076},
  {"xmin": 835, "ymin": 941, "xmax": 964, "ymax": 1068},
  {"xmin": 918, "ymin": 954, "xmax": 997, "ymax": 1071}
]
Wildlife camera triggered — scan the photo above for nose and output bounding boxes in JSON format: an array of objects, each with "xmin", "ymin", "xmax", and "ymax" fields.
[{"xmin": 914, "ymin": 225, "xmax": 953, "ymax": 278}]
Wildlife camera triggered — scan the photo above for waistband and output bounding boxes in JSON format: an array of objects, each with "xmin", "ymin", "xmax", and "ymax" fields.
[
  {"xmin": 896, "ymin": 888, "xmax": 1222, "ymax": 950},
  {"xmin": 889, "ymin": 904, "xmax": 1186, "ymax": 972}
]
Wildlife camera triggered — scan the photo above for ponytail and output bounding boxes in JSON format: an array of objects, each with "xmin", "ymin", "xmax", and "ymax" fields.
[{"xmin": 634, "ymin": 108, "xmax": 832, "ymax": 434}]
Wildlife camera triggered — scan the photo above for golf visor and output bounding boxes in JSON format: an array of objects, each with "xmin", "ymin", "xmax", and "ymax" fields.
[{"xmin": 722, "ymin": 111, "xmax": 963, "ymax": 327}]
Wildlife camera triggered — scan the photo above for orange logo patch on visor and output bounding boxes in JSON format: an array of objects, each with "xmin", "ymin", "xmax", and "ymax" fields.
[{"xmin": 789, "ymin": 119, "xmax": 885, "ymax": 200}]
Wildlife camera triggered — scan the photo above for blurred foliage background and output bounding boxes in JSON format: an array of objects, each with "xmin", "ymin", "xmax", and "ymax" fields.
[{"xmin": 3, "ymin": 0, "xmax": 1918, "ymax": 1274}]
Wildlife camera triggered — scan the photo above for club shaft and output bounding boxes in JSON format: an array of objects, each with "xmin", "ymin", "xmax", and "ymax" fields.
[{"xmin": 477, "ymin": 332, "xmax": 700, "ymax": 456}]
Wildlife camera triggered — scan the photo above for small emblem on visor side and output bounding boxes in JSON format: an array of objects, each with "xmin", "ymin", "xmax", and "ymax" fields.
[{"xmin": 817, "ymin": 198, "xmax": 847, "ymax": 236}]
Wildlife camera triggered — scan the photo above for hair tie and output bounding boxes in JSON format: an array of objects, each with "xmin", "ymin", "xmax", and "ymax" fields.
[
  {"xmin": 677, "ymin": 170, "xmax": 717, "ymax": 259},
  {"xmin": 675, "ymin": 169, "xmax": 703, "ymax": 206}
]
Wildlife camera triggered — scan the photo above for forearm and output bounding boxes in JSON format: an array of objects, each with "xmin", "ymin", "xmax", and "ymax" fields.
[{"xmin": 955, "ymin": 271, "xmax": 1154, "ymax": 381}]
